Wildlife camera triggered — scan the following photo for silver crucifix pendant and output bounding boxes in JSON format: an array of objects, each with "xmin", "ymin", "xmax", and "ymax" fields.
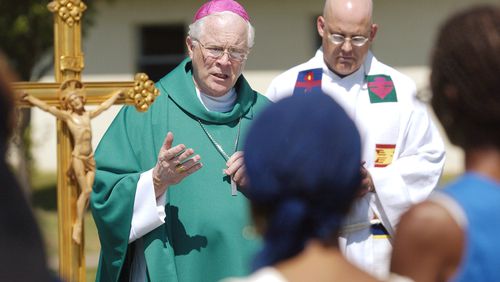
[{"xmin": 231, "ymin": 179, "xmax": 238, "ymax": 196}]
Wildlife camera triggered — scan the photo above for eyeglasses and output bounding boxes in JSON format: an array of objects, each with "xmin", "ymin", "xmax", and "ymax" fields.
[
  {"xmin": 194, "ymin": 40, "xmax": 249, "ymax": 62},
  {"xmin": 327, "ymin": 33, "xmax": 370, "ymax": 47}
]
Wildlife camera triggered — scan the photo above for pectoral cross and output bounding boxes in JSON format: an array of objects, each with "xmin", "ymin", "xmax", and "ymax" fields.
[{"xmin": 13, "ymin": 1, "xmax": 159, "ymax": 281}]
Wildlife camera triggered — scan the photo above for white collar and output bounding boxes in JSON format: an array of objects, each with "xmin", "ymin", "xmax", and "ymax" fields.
[
  {"xmin": 196, "ymin": 88, "xmax": 237, "ymax": 112},
  {"xmin": 324, "ymin": 63, "xmax": 365, "ymax": 85},
  {"xmin": 314, "ymin": 47, "xmax": 376, "ymax": 79}
]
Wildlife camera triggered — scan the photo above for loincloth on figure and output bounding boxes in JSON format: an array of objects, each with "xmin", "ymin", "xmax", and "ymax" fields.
[
  {"xmin": 72, "ymin": 152, "xmax": 96, "ymax": 172},
  {"xmin": 67, "ymin": 152, "xmax": 96, "ymax": 185}
]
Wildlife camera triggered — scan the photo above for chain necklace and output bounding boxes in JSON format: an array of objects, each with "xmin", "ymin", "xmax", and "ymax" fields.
[{"xmin": 197, "ymin": 117, "xmax": 242, "ymax": 196}]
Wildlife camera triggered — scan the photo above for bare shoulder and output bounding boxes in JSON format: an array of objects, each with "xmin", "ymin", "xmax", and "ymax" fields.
[
  {"xmin": 392, "ymin": 200, "xmax": 464, "ymax": 281},
  {"xmin": 397, "ymin": 201, "xmax": 462, "ymax": 245}
]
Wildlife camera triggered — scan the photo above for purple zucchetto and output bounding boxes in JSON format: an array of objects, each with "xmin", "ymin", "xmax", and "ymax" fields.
[{"xmin": 193, "ymin": 0, "xmax": 250, "ymax": 22}]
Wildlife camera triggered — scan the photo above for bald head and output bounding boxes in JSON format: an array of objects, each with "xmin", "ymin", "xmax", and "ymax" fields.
[
  {"xmin": 324, "ymin": 0, "xmax": 373, "ymax": 27},
  {"xmin": 318, "ymin": 0, "xmax": 377, "ymax": 76}
]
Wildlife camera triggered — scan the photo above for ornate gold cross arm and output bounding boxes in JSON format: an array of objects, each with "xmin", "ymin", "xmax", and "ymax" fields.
[{"xmin": 13, "ymin": 73, "xmax": 160, "ymax": 112}]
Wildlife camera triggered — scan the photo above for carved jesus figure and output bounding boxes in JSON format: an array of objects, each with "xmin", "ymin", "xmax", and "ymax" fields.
[{"xmin": 23, "ymin": 80, "xmax": 124, "ymax": 244}]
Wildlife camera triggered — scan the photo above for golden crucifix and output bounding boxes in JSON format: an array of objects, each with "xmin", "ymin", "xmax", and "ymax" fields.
[{"xmin": 13, "ymin": 1, "xmax": 159, "ymax": 281}]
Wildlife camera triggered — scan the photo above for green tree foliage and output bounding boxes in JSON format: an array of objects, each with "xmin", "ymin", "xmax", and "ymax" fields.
[
  {"xmin": 0, "ymin": 0, "xmax": 103, "ymax": 195},
  {"xmin": 0, "ymin": 2, "xmax": 52, "ymax": 80},
  {"xmin": 0, "ymin": 0, "xmax": 101, "ymax": 80}
]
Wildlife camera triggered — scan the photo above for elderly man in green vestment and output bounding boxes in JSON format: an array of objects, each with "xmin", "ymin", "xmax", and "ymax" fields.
[{"xmin": 90, "ymin": 1, "xmax": 271, "ymax": 281}]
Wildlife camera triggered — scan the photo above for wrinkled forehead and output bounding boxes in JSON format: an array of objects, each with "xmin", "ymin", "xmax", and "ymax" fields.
[{"xmin": 199, "ymin": 13, "xmax": 249, "ymax": 46}]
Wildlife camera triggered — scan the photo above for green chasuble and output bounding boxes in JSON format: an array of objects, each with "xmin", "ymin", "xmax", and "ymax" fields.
[{"xmin": 91, "ymin": 58, "xmax": 271, "ymax": 282}]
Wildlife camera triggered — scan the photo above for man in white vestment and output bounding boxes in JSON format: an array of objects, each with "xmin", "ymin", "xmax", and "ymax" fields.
[{"xmin": 265, "ymin": 0, "xmax": 446, "ymax": 278}]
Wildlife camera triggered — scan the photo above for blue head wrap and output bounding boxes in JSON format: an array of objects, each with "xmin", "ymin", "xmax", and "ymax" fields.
[{"xmin": 244, "ymin": 93, "xmax": 362, "ymax": 269}]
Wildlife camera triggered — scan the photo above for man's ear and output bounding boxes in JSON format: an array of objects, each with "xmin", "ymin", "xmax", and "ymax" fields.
[
  {"xmin": 317, "ymin": 16, "xmax": 326, "ymax": 39},
  {"xmin": 369, "ymin": 24, "xmax": 379, "ymax": 41},
  {"xmin": 186, "ymin": 36, "xmax": 194, "ymax": 59}
]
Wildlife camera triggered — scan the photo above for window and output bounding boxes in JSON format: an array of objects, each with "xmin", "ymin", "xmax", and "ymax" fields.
[{"xmin": 138, "ymin": 24, "xmax": 186, "ymax": 82}]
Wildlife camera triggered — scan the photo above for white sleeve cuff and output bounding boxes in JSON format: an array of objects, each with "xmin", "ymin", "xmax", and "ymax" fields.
[{"xmin": 129, "ymin": 168, "xmax": 167, "ymax": 243}]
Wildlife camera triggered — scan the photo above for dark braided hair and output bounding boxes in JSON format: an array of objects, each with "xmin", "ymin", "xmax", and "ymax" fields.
[
  {"xmin": 430, "ymin": 5, "xmax": 500, "ymax": 150},
  {"xmin": 244, "ymin": 93, "xmax": 362, "ymax": 269}
]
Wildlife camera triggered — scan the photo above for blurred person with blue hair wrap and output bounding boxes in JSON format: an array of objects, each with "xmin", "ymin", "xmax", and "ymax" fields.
[{"xmin": 223, "ymin": 93, "xmax": 381, "ymax": 282}]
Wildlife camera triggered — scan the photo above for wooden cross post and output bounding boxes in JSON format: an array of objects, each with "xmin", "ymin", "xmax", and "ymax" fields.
[{"xmin": 13, "ymin": 1, "xmax": 159, "ymax": 281}]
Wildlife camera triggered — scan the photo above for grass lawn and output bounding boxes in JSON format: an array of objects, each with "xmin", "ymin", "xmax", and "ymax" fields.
[{"xmin": 32, "ymin": 170, "xmax": 100, "ymax": 282}]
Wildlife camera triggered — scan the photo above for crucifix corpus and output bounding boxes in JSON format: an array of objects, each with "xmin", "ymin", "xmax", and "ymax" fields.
[{"xmin": 13, "ymin": 1, "xmax": 159, "ymax": 281}]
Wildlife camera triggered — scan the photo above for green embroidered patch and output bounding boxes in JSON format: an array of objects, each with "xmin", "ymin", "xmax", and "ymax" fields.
[{"xmin": 367, "ymin": 75, "xmax": 398, "ymax": 103}]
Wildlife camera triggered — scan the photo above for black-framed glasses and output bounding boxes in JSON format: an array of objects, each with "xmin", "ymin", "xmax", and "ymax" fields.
[
  {"xmin": 327, "ymin": 33, "xmax": 370, "ymax": 47},
  {"xmin": 194, "ymin": 40, "xmax": 249, "ymax": 62}
]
